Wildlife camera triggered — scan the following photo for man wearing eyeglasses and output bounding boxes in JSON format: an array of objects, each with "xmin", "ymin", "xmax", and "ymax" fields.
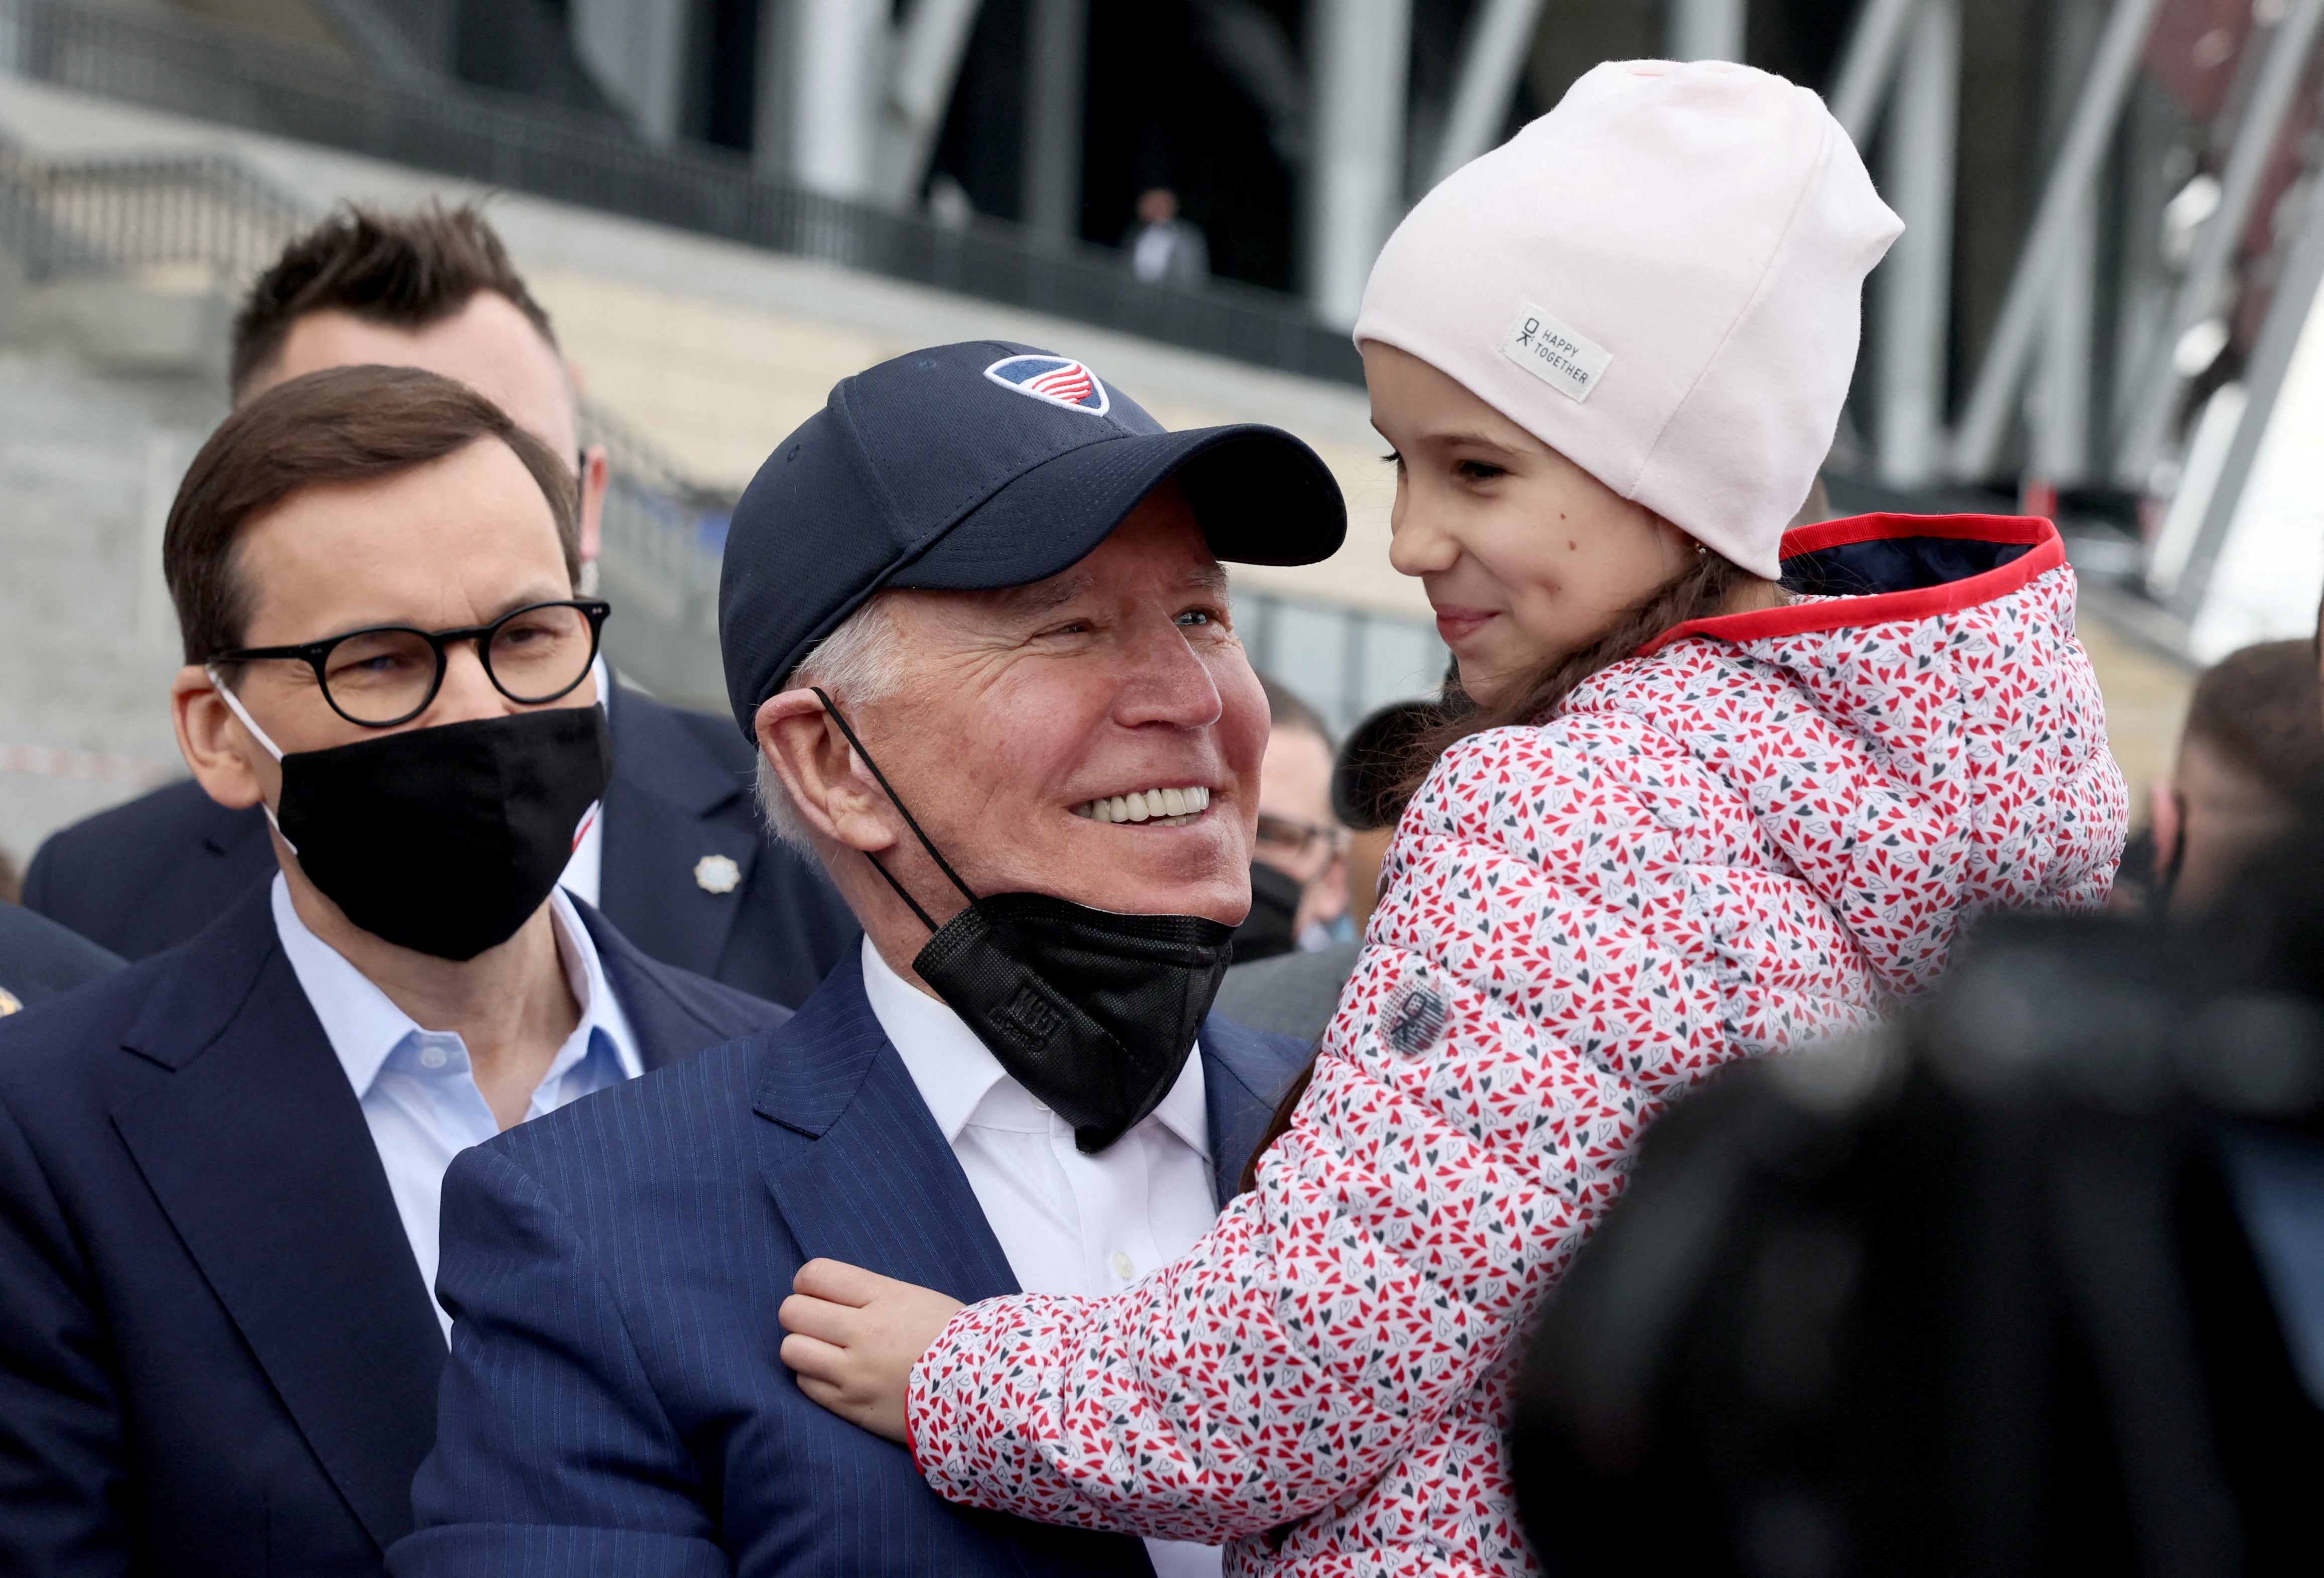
[
  {"xmin": 0, "ymin": 364, "xmax": 787, "ymax": 1577},
  {"xmin": 1232, "ymin": 675, "xmax": 1351, "ymax": 960},
  {"xmin": 21, "ymin": 204, "xmax": 859, "ymax": 1010}
]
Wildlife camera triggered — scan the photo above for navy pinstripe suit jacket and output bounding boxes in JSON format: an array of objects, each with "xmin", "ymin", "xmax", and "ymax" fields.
[{"xmin": 393, "ymin": 947, "xmax": 1310, "ymax": 1577}]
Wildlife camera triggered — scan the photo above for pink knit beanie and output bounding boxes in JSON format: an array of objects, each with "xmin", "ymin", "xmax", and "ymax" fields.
[{"xmin": 1353, "ymin": 60, "xmax": 1900, "ymax": 579}]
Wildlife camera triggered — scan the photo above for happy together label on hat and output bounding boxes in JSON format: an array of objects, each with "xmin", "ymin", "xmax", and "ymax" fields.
[{"xmin": 1500, "ymin": 305, "xmax": 1612, "ymax": 403}]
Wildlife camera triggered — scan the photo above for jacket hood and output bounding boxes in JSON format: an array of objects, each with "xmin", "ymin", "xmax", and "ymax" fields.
[{"xmin": 1578, "ymin": 511, "xmax": 2123, "ymax": 996}]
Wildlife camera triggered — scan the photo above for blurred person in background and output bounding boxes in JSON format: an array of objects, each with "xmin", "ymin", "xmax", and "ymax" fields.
[
  {"xmin": 0, "ymin": 368, "xmax": 786, "ymax": 1577},
  {"xmin": 1124, "ymin": 187, "xmax": 1209, "ymax": 289},
  {"xmin": 1514, "ymin": 888, "xmax": 2324, "ymax": 1574},
  {"xmin": 0, "ymin": 846, "xmax": 120, "ymax": 1015},
  {"xmin": 21, "ymin": 204, "xmax": 857, "ymax": 1008},
  {"xmin": 776, "ymin": 64, "xmax": 2123, "ymax": 1577},
  {"xmin": 2143, "ymin": 639, "xmax": 2324, "ymax": 918},
  {"xmin": 1215, "ymin": 696, "xmax": 1434, "ymax": 1046},
  {"xmin": 1226, "ymin": 674, "xmax": 1348, "ymax": 962}
]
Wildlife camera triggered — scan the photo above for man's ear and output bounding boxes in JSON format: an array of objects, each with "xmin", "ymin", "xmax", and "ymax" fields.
[
  {"xmin": 756, "ymin": 690, "xmax": 899, "ymax": 855},
  {"xmin": 171, "ymin": 666, "xmax": 269, "ymax": 812},
  {"xmin": 577, "ymin": 442, "xmax": 609, "ymax": 567}
]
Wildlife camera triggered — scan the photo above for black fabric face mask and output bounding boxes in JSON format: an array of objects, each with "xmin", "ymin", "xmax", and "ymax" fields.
[
  {"xmin": 814, "ymin": 690, "xmax": 1235, "ymax": 1154},
  {"xmin": 219, "ymin": 679, "xmax": 611, "ymax": 961},
  {"xmin": 1231, "ymin": 860, "xmax": 1303, "ymax": 965}
]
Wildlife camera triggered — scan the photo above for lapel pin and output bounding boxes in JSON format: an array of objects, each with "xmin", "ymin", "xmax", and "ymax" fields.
[
  {"xmin": 0, "ymin": 986, "xmax": 19, "ymax": 1017},
  {"xmin": 693, "ymin": 854, "xmax": 742, "ymax": 895}
]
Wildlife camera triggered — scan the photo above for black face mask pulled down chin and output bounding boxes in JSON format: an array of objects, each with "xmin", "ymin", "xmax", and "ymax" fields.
[
  {"xmin": 277, "ymin": 707, "xmax": 610, "ymax": 962},
  {"xmin": 813, "ymin": 690, "xmax": 1234, "ymax": 1154}
]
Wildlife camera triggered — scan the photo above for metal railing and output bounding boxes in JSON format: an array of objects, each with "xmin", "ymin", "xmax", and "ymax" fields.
[
  {"xmin": 0, "ymin": 0, "xmax": 1363, "ymax": 387},
  {"xmin": 0, "ymin": 61, "xmax": 1435, "ymax": 722},
  {"xmin": 0, "ymin": 134, "xmax": 305, "ymax": 284},
  {"xmin": 579, "ymin": 399, "xmax": 731, "ymax": 626},
  {"xmin": 0, "ymin": 123, "xmax": 740, "ymax": 700}
]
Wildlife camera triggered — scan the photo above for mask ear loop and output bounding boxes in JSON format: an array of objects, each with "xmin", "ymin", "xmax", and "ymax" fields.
[
  {"xmin": 810, "ymin": 688, "xmax": 976, "ymax": 936},
  {"xmin": 206, "ymin": 665, "xmax": 299, "ymax": 854},
  {"xmin": 206, "ymin": 664, "xmax": 287, "ymax": 761}
]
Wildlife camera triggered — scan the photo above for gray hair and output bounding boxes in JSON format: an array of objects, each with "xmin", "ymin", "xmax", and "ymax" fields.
[{"xmin": 754, "ymin": 592, "xmax": 906, "ymax": 853}]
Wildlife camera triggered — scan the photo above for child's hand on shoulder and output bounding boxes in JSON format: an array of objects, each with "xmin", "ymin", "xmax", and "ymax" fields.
[{"xmin": 780, "ymin": 1259, "xmax": 965, "ymax": 1443}]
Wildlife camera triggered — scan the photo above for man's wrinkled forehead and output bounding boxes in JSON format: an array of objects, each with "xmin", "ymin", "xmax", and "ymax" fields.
[{"xmin": 978, "ymin": 555, "xmax": 1229, "ymax": 623}]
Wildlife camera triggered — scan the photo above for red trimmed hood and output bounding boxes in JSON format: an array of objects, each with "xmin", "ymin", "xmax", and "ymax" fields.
[{"xmin": 1580, "ymin": 512, "xmax": 2125, "ymax": 995}]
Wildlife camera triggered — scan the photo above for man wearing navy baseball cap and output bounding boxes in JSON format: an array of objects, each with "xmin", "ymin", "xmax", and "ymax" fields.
[{"xmin": 397, "ymin": 343, "xmax": 1344, "ymax": 1578}]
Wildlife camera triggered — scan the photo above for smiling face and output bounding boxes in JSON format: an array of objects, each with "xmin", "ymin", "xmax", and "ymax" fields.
[
  {"xmin": 802, "ymin": 482, "xmax": 1267, "ymax": 933},
  {"xmin": 1365, "ymin": 340, "xmax": 1694, "ymax": 708}
]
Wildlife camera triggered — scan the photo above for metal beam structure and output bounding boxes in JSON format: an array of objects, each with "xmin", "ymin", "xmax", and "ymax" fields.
[
  {"xmin": 2164, "ymin": 151, "xmax": 2324, "ymax": 623},
  {"xmin": 2030, "ymin": 188, "xmax": 2097, "ymax": 482},
  {"xmin": 1873, "ymin": 0, "xmax": 1958, "ymax": 488},
  {"xmin": 1021, "ymin": 0, "xmax": 1087, "ymax": 237},
  {"xmin": 772, "ymin": 0, "xmax": 986, "ymax": 209},
  {"xmin": 789, "ymin": 0, "xmax": 885, "ymax": 199},
  {"xmin": 1668, "ymin": 0, "xmax": 1746, "ymax": 61},
  {"xmin": 1949, "ymin": 0, "xmax": 2165, "ymax": 480},
  {"xmin": 1426, "ymin": 0, "xmax": 1544, "ymax": 189},
  {"xmin": 569, "ymin": 0, "xmax": 691, "ymax": 143},
  {"xmin": 1826, "ymin": 0, "xmax": 1919, "ymax": 142},
  {"xmin": 877, "ymin": 0, "xmax": 985, "ymax": 205},
  {"xmin": 1305, "ymin": 0, "xmax": 1413, "ymax": 327},
  {"xmin": 2114, "ymin": 0, "xmax": 2324, "ymax": 488}
]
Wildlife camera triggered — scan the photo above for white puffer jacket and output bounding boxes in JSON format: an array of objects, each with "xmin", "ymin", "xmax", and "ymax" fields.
[{"xmin": 907, "ymin": 514, "xmax": 2129, "ymax": 1576}]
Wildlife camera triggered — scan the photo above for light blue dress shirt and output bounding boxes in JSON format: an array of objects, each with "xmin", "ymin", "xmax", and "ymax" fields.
[{"xmin": 271, "ymin": 874, "xmax": 643, "ymax": 1338}]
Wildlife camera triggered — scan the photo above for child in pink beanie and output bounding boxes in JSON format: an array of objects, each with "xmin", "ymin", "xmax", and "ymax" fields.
[{"xmin": 782, "ymin": 61, "xmax": 2128, "ymax": 1576}]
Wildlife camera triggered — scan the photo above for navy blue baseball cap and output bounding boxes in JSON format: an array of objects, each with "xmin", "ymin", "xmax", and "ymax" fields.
[{"xmin": 717, "ymin": 340, "xmax": 1347, "ymax": 738}]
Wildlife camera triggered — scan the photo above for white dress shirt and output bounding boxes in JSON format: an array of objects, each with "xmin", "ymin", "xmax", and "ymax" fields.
[
  {"xmin": 273, "ymin": 874, "xmax": 643, "ymax": 1337},
  {"xmin": 860, "ymin": 936, "xmax": 1225, "ymax": 1578}
]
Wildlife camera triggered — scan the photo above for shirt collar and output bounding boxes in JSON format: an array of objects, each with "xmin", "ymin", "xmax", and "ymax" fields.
[
  {"xmin": 271, "ymin": 874, "xmax": 642, "ymax": 1100},
  {"xmin": 858, "ymin": 934, "xmax": 1208, "ymax": 1158},
  {"xmin": 550, "ymin": 886, "xmax": 643, "ymax": 1081}
]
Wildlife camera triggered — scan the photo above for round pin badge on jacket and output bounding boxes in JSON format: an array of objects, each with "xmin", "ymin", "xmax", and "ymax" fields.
[{"xmin": 693, "ymin": 855, "xmax": 741, "ymax": 895}]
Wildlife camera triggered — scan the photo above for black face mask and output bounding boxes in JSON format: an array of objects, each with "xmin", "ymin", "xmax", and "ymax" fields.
[
  {"xmin": 1230, "ymin": 861, "xmax": 1304, "ymax": 964},
  {"xmin": 815, "ymin": 691, "xmax": 1234, "ymax": 1154},
  {"xmin": 226, "ymin": 690, "xmax": 611, "ymax": 961}
]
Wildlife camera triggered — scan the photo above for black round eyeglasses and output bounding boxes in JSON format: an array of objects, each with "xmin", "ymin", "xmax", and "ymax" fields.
[{"xmin": 209, "ymin": 598, "xmax": 611, "ymax": 728}]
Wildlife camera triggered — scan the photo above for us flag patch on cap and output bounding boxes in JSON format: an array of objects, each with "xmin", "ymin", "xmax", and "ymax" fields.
[{"xmin": 984, "ymin": 354, "xmax": 1111, "ymax": 415}]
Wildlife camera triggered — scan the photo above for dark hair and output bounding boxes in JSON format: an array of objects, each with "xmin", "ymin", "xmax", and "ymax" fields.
[
  {"xmin": 165, "ymin": 364, "xmax": 581, "ymax": 663},
  {"xmin": 1259, "ymin": 673, "xmax": 1331, "ymax": 746},
  {"xmin": 1394, "ymin": 546, "xmax": 1775, "ymax": 809},
  {"xmin": 2183, "ymin": 639, "xmax": 2324, "ymax": 795},
  {"xmin": 230, "ymin": 202, "xmax": 559, "ymax": 399},
  {"xmin": 1332, "ymin": 698, "xmax": 1440, "ymax": 831}
]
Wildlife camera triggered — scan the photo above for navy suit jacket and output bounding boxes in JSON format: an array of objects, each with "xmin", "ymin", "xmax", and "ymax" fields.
[
  {"xmin": 20, "ymin": 684, "xmax": 860, "ymax": 1007},
  {"xmin": 393, "ymin": 950, "xmax": 1310, "ymax": 1577},
  {"xmin": 0, "ymin": 902, "xmax": 123, "ymax": 1012},
  {"xmin": 0, "ymin": 886, "xmax": 787, "ymax": 1578}
]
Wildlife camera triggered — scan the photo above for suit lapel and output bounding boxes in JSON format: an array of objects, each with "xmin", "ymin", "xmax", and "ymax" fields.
[
  {"xmin": 753, "ymin": 952, "xmax": 1019, "ymax": 1304},
  {"xmin": 599, "ymin": 686, "xmax": 759, "ymax": 979},
  {"xmin": 578, "ymin": 900, "xmax": 723, "ymax": 1072},
  {"xmin": 109, "ymin": 891, "xmax": 443, "ymax": 1554}
]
